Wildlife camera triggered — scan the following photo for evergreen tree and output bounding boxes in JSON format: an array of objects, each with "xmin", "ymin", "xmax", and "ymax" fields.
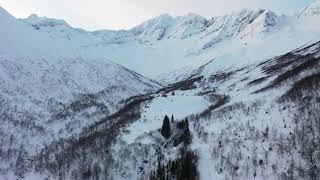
[
  {"xmin": 171, "ymin": 115, "xmax": 174, "ymax": 123},
  {"xmin": 161, "ymin": 115, "xmax": 171, "ymax": 139},
  {"xmin": 185, "ymin": 118, "xmax": 189, "ymax": 128},
  {"xmin": 15, "ymin": 145, "xmax": 28, "ymax": 178},
  {"xmin": 176, "ymin": 118, "xmax": 191, "ymax": 145}
]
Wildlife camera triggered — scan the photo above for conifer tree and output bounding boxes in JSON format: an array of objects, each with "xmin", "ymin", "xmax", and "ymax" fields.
[{"xmin": 161, "ymin": 115, "xmax": 171, "ymax": 139}]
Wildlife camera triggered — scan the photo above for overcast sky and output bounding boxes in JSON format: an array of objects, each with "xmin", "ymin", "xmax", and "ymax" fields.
[{"xmin": 0, "ymin": 0, "xmax": 314, "ymax": 31}]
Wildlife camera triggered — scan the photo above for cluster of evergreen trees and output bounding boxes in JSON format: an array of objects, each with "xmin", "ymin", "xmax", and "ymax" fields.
[
  {"xmin": 175, "ymin": 119, "xmax": 191, "ymax": 146},
  {"xmin": 152, "ymin": 115, "xmax": 198, "ymax": 180},
  {"xmin": 161, "ymin": 115, "xmax": 191, "ymax": 145},
  {"xmin": 149, "ymin": 150, "xmax": 199, "ymax": 180}
]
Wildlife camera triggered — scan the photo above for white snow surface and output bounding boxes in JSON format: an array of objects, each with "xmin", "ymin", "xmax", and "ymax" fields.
[
  {"xmin": 13, "ymin": 2, "xmax": 320, "ymax": 80},
  {"xmin": 121, "ymin": 90, "xmax": 210, "ymax": 144},
  {"xmin": 0, "ymin": 7, "xmax": 76, "ymax": 58},
  {"xmin": 0, "ymin": 54, "xmax": 161, "ymax": 155},
  {"xmin": 0, "ymin": 1, "xmax": 320, "ymax": 179},
  {"xmin": 298, "ymin": 0, "xmax": 320, "ymax": 18}
]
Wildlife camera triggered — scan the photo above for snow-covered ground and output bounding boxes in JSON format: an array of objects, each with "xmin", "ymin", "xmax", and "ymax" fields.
[
  {"xmin": 1, "ymin": 1, "xmax": 320, "ymax": 179},
  {"xmin": 190, "ymin": 121, "xmax": 221, "ymax": 180},
  {"xmin": 121, "ymin": 90, "xmax": 210, "ymax": 144},
  {"xmin": 11, "ymin": 1, "xmax": 320, "ymax": 81}
]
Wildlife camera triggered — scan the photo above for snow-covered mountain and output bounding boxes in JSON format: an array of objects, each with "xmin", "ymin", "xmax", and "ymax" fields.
[
  {"xmin": 1, "ymin": 0, "xmax": 320, "ymax": 179},
  {"xmin": 20, "ymin": 9, "xmax": 280, "ymax": 44},
  {"xmin": 0, "ymin": 7, "xmax": 77, "ymax": 58},
  {"xmin": 298, "ymin": 0, "xmax": 320, "ymax": 17},
  {"xmin": 11, "ymin": 39, "xmax": 319, "ymax": 180},
  {"xmin": 130, "ymin": 13, "xmax": 208, "ymax": 41},
  {"xmin": 107, "ymin": 38, "xmax": 320, "ymax": 180},
  {"xmin": 0, "ymin": 6, "xmax": 160, "ymax": 108},
  {"xmin": 17, "ymin": 4, "xmax": 320, "ymax": 80},
  {"xmin": 0, "ymin": 55, "xmax": 161, "ymax": 154},
  {"xmin": 0, "ymin": 7, "xmax": 161, "ymax": 179}
]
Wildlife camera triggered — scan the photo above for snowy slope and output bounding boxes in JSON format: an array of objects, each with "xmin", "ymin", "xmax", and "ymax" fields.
[
  {"xmin": 0, "ymin": 54, "xmax": 162, "ymax": 179},
  {"xmin": 106, "ymin": 39, "xmax": 320, "ymax": 180},
  {"xmin": 121, "ymin": 89, "xmax": 210, "ymax": 144},
  {"xmin": 190, "ymin": 40, "xmax": 320, "ymax": 180},
  {"xmin": 131, "ymin": 13, "xmax": 208, "ymax": 41},
  {"xmin": 298, "ymin": 0, "xmax": 320, "ymax": 17},
  {"xmin": 0, "ymin": 7, "xmax": 76, "ymax": 58},
  {"xmin": 18, "ymin": 5, "xmax": 320, "ymax": 80},
  {"xmin": 0, "ymin": 8, "xmax": 162, "ymax": 179},
  {"xmin": 0, "ymin": 6, "xmax": 161, "ymax": 127},
  {"xmin": 1, "ymin": 1, "xmax": 320, "ymax": 179},
  {"xmin": 0, "ymin": 55, "xmax": 161, "ymax": 153}
]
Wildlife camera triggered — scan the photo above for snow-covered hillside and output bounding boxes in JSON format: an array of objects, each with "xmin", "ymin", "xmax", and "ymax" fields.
[
  {"xmin": 0, "ymin": 7, "xmax": 76, "ymax": 58},
  {"xmin": 105, "ymin": 39, "xmax": 320, "ymax": 180},
  {"xmin": 0, "ymin": 55, "xmax": 161, "ymax": 173},
  {"xmin": 298, "ymin": 0, "xmax": 320, "ymax": 18},
  {"xmin": 17, "ymin": 2, "xmax": 320, "ymax": 80},
  {"xmin": 14, "ymin": 39, "xmax": 319, "ymax": 180},
  {"xmin": 0, "ymin": 7, "xmax": 162, "ymax": 179},
  {"xmin": 0, "ymin": 0, "xmax": 320, "ymax": 179}
]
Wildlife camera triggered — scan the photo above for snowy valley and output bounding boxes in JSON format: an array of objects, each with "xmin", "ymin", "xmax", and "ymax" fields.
[{"xmin": 0, "ymin": 1, "xmax": 320, "ymax": 180}]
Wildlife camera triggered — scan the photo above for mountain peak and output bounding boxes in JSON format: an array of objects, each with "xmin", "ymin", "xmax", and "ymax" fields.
[
  {"xmin": 298, "ymin": 0, "xmax": 320, "ymax": 18},
  {"xmin": 130, "ymin": 13, "xmax": 209, "ymax": 41},
  {"xmin": 28, "ymin": 14, "xmax": 39, "ymax": 19},
  {"xmin": 130, "ymin": 14, "xmax": 174, "ymax": 40},
  {"xmin": 22, "ymin": 14, "xmax": 69, "ymax": 28},
  {"xmin": 176, "ymin": 13, "xmax": 206, "ymax": 24}
]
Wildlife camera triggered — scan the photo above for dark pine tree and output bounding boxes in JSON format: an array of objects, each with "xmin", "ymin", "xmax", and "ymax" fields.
[
  {"xmin": 171, "ymin": 115, "xmax": 174, "ymax": 123},
  {"xmin": 161, "ymin": 115, "xmax": 171, "ymax": 139}
]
